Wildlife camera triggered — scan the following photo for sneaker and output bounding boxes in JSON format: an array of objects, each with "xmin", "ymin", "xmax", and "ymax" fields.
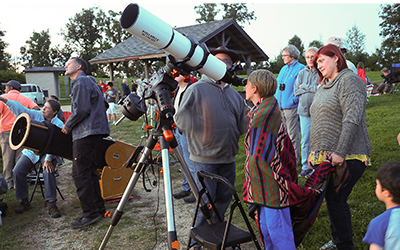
[
  {"xmin": 320, "ymin": 240, "xmax": 337, "ymax": 250},
  {"xmin": 298, "ymin": 169, "xmax": 311, "ymax": 178},
  {"xmin": 48, "ymin": 204, "xmax": 61, "ymax": 218},
  {"xmin": 173, "ymin": 190, "xmax": 191, "ymax": 199},
  {"xmin": 184, "ymin": 193, "xmax": 196, "ymax": 203},
  {"xmin": 71, "ymin": 215, "xmax": 101, "ymax": 229},
  {"xmin": 15, "ymin": 201, "xmax": 31, "ymax": 214}
]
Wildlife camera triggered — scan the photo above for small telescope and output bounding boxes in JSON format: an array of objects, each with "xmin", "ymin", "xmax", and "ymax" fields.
[{"xmin": 120, "ymin": 3, "xmax": 246, "ymax": 86}]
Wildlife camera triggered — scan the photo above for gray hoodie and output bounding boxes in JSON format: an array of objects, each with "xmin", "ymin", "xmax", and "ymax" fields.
[
  {"xmin": 293, "ymin": 66, "xmax": 319, "ymax": 117},
  {"xmin": 175, "ymin": 75, "xmax": 248, "ymax": 164}
]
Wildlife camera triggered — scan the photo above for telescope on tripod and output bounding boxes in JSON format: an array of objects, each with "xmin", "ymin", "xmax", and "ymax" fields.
[
  {"xmin": 5, "ymin": 3, "xmax": 251, "ymax": 249},
  {"xmin": 99, "ymin": 3, "xmax": 250, "ymax": 250}
]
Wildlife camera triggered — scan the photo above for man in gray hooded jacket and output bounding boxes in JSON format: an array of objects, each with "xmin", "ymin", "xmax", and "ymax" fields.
[{"xmin": 175, "ymin": 46, "xmax": 248, "ymax": 249}]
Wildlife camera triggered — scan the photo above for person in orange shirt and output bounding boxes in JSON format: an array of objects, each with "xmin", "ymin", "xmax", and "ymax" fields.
[{"xmin": 0, "ymin": 80, "xmax": 39, "ymax": 189}]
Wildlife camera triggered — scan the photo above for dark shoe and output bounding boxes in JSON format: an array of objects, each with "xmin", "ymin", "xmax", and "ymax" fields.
[
  {"xmin": 71, "ymin": 215, "xmax": 101, "ymax": 229},
  {"xmin": 173, "ymin": 190, "xmax": 191, "ymax": 199},
  {"xmin": 184, "ymin": 193, "xmax": 196, "ymax": 203},
  {"xmin": 98, "ymin": 208, "xmax": 106, "ymax": 217},
  {"xmin": 298, "ymin": 169, "xmax": 311, "ymax": 178},
  {"xmin": 48, "ymin": 204, "xmax": 61, "ymax": 218},
  {"xmin": 320, "ymin": 240, "xmax": 337, "ymax": 250},
  {"xmin": 15, "ymin": 201, "xmax": 31, "ymax": 214}
]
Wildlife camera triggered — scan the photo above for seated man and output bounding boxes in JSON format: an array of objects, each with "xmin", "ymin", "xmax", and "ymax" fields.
[
  {"xmin": 375, "ymin": 67, "xmax": 391, "ymax": 94},
  {"xmin": 0, "ymin": 96, "xmax": 63, "ymax": 218}
]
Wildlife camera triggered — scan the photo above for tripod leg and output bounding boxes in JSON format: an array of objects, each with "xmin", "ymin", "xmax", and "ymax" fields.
[
  {"xmin": 99, "ymin": 146, "xmax": 152, "ymax": 250},
  {"xmin": 159, "ymin": 139, "xmax": 179, "ymax": 250},
  {"xmin": 172, "ymin": 147, "xmax": 214, "ymax": 225}
]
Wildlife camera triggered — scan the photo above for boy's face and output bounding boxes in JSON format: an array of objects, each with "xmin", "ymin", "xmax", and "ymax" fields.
[{"xmin": 375, "ymin": 179, "xmax": 387, "ymax": 202}]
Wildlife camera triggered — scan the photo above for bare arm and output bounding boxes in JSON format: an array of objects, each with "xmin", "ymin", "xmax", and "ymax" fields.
[{"xmin": 369, "ymin": 243, "xmax": 383, "ymax": 250}]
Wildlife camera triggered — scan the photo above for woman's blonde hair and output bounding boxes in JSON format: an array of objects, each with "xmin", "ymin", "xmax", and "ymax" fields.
[{"xmin": 248, "ymin": 69, "xmax": 277, "ymax": 98}]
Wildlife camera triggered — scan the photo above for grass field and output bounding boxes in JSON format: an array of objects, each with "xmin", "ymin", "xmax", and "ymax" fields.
[{"xmin": 0, "ymin": 71, "xmax": 399, "ymax": 249}]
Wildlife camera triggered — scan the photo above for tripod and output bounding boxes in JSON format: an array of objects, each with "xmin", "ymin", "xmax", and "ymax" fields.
[{"xmin": 99, "ymin": 70, "xmax": 209, "ymax": 250}]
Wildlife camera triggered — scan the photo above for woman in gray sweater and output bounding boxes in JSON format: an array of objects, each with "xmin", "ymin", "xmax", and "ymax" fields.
[{"xmin": 309, "ymin": 44, "xmax": 371, "ymax": 250}]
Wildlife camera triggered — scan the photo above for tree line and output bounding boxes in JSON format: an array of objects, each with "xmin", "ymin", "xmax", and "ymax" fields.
[{"xmin": 0, "ymin": 3, "xmax": 399, "ymax": 78}]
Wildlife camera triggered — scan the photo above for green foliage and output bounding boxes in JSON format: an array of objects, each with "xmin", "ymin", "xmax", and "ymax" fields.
[
  {"xmin": 0, "ymin": 70, "xmax": 26, "ymax": 84},
  {"xmin": 60, "ymin": 7, "xmax": 104, "ymax": 75},
  {"xmin": 0, "ymin": 28, "xmax": 11, "ymax": 70},
  {"xmin": 194, "ymin": 3, "xmax": 256, "ymax": 27},
  {"xmin": 288, "ymin": 35, "xmax": 305, "ymax": 65},
  {"xmin": 308, "ymin": 40, "xmax": 324, "ymax": 49},
  {"xmin": 20, "ymin": 29, "xmax": 52, "ymax": 67},
  {"xmin": 346, "ymin": 25, "xmax": 366, "ymax": 56},
  {"xmin": 220, "ymin": 3, "xmax": 256, "ymax": 27},
  {"xmin": 379, "ymin": 4, "xmax": 400, "ymax": 67},
  {"xmin": 194, "ymin": 4, "xmax": 220, "ymax": 23}
]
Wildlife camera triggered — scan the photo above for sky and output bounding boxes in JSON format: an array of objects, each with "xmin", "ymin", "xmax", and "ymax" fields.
[{"xmin": 0, "ymin": 1, "xmax": 388, "ymax": 66}]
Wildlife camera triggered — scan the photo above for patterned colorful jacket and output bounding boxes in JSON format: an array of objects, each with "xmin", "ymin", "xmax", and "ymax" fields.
[{"xmin": 242, "ymin": 96, "xmax": 298, "ymax": 207}]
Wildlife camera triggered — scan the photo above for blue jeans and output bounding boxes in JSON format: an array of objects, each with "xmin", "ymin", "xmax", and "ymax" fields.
[
  {"xmin": 192, "ymin": 161, "xmax": 236, "ymax": 228},
  {"xmin": 174, "ymin": 130, "xmax": 194, "ymax": 192},
  {"xmin": 281, "ymin": 108, "xmax": 300, "ymax": 165},
  {"xmin": 14, "ymin": 154, "xmax": 57, "ymax": 202},
  {"xmin": 325, "ymin": 160, "xmax": 366, "ymax": 249},
  {"xmin": 259, "ymin": 206, "xmax": 296, "ymax": 250},
  {"xmin": 299, "ymin": 115, "xmax": 311, "ymax": 171}
]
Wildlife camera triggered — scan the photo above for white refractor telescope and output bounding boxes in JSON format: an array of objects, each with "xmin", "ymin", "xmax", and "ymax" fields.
[{"xmin": 120, "ymin": 3, "xmax": 241, "ymax": 84}]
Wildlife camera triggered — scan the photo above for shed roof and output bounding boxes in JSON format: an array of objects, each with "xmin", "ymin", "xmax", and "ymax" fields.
[
  {"xmin": 23, "ymin": 67, "xmax": 66, "ymax": 73},
  {"xmin": 89, "ymin": 19, "xmax": 268, "ymax": 65}
]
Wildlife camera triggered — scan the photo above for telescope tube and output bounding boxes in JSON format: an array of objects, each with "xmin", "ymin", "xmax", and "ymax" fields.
[{"xmin": 120, "ymin": 4, "xmax": 228, "ymax": 82}]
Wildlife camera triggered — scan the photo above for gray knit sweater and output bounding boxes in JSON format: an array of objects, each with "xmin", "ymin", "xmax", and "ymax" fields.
[{"xmin": 310, "ymin": 69, "xmax": 371, "ymax": 158}]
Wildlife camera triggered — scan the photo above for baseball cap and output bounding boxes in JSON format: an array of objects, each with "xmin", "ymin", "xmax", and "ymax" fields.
[{"xmin": 1, "ymin": 80, "xmax": 21, "ymax": 90}]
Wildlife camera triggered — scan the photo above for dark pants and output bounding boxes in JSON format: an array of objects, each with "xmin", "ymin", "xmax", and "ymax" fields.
[
  {"xmin": 72, "ymin": 135, "xmax": 105, "ymax": 218},
  {"xmin": 325, "ymin": 160, "xmax": 366, "ymax": 250}
]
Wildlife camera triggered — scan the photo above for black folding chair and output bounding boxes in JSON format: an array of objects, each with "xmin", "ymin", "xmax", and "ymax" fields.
[
  {"xmin": 29, "ymin": 162, "xmax": 64, "ymax": 204},
  {"xmin": 187, "ymin": 170, "xmax": 262, "ymax": 250}
]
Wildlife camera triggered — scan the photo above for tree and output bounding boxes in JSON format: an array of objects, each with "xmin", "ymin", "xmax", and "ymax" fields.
[
  {"xmin": 378, "ymin": 3, "xmax": 400, "ymax": 68},
  {"xmin": 98, "ymin": 10, "xmax": 136, "ymax": 77},
  {"xmin": 194, "ymin": 4, "xmax": 219, "ymax": 23},
  {"xmin": 346, "ymin": 25, "xmax": 366, "ymax": 59},
  {"xmin": 220, "ymin": 3, "xmax": 256, "ymax": 27},
  {"xmin": 51, "ymin": 44, "xmax": 73, "ymax": 67},
  {"xmin": 194, "ymin": 3, "xmax": 256, "ymax": 26},
  {"xmin": 60, "ymin": 7, "xmax": 104, "ymax": 74},
  {"xmin": 288, "ymin": 35, "xmax": 305, "ymax": 65},
  {"xmin": 0, "ymin": 27, "xmax": 11, "ymax": 70},
  {"xmin": 20, "ymin": 29, "xmax": 52, "ymax": 67},
  {"xmin": 308, "ymin": 40, "xmax": 323, "ymax": 49}
]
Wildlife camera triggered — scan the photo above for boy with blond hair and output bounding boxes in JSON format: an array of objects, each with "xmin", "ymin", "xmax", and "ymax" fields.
[{"xmin": 363, "ymin": 162, "xmax": 400, "ymax": 249}]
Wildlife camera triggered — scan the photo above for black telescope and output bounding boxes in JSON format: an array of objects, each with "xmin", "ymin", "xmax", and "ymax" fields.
[{"xmin": 120, "ymin": 3, "xmax": 246, "ymax": 86}]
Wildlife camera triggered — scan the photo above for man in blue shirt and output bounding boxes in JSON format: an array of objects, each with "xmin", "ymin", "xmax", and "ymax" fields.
[{"xmin": 274, "ymin": 45, "xmax": 305, "ymax": 165}]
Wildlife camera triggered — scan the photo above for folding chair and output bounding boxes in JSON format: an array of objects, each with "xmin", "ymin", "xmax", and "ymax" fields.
[
  {"xmin": 187, "ymin": 170, "xmax": 262, "ymax": 250},
  {"xmin": 29, "ymin": 162, "xmax": 65, "ymax": 203}
]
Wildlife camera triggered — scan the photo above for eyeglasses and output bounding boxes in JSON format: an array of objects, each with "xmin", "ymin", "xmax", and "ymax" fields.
[
  {"xmin": 306, "ymin": 56, "xmax": 314, "ymax": 60},
  {"xmin": 282, "ymin": 54, "xmax": 291, "ymax": 58}
]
